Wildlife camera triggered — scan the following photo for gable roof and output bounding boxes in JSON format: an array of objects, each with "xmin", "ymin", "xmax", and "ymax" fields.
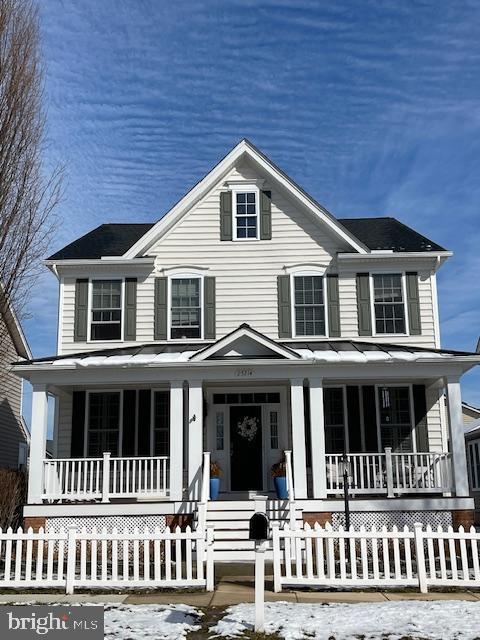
[
  {"xmin": 123, "ymin": 139, "xmax": 369, "ymax": 258},
  {"xmin": 339, "ymin": 217, "xmax": 446, "ymax": 252},
  {"xmin": 47, "ymin": 224, "xmax": 155, "ymax": 261}
]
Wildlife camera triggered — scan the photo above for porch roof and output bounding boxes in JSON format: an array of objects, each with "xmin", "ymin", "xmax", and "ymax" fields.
[{"xmin": 15, "ymin": 332, "xmax": 480, "ymax": 370}]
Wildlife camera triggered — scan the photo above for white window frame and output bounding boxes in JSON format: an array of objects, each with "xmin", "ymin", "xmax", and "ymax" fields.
[
  {"xmin": 88, "ymin": 278, "xmax": 125, "ymax": 343},
  {"xmin": 289, "ymin": 267, "xmax": 329, "ymax": 338},
  {"xmin": 84, "ymin": 389, "xmax": 123, "ymax": 457},
  {"xmin": 231, "ymin": 185, "xmax": 260, "ymax": 241},
  {"xmin": 369, "ymin": 270, "xmax": 409, "ymax": 337},
  {"xmin": 167, "ymin": 271, "xmax": 204, "ymax": 341},
  {"xmin": 374, "ymin": 383, "xmax": 416, "ymax": 453}
]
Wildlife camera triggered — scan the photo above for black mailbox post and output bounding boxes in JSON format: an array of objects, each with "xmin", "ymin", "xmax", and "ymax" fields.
[{"xmin": 249, "ymin": 512, "xmax": 269, "ymax": 541}]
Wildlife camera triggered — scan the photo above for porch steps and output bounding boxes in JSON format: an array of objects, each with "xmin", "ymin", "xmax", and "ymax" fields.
[{"xmin": 202, "ymin": 499, "xmax": 303, "ymax": 562}]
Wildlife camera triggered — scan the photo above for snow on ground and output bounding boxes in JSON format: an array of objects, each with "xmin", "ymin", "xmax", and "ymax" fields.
[
  {"xmin": 211, "ymin": 600, "xmax": 480, "ymax": 640},
  {"xmin": 103, "ymin": 604, "xmax": 203, "ymax": 640}
]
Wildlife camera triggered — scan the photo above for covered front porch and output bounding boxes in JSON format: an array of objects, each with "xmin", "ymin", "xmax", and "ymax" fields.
[{"xmin": 16, "ymin": 326, "xmax": 478, "ymax": 514}]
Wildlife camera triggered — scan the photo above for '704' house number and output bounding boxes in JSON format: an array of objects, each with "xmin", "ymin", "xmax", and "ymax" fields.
[{"xmin": 235, "ymin": 368, "xmax": 254, "ymax": 377}]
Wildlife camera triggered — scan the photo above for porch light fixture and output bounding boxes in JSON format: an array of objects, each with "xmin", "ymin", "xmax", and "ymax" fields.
[{"xmin": 339, "ymin": 453, "xmax": 352, "ymax": 530}]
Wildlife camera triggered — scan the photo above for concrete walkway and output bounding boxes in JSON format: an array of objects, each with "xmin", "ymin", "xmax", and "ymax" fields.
[{"xmin": 0, "ymin": 576, "xmax": 479, "ymax": 606}]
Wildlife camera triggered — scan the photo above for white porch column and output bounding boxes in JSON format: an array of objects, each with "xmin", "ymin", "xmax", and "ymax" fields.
[
  {"xmin": 169, "ymin": 381, "xmax": 184, "ymax": 501},
  {"xmin": 309, "ymin": 377, "xmax": 327, "ymax": 499},
  {"xmin": 27, "ymin": 384, "xmax": 49, "ymax": 504},
  {"xmin": 290, "ymin": 378, "xmax": 307, "ymax": 499},
  {"xmin": 188, "ymin": 380, "xmax": 204, "ymax": 500},
  {"xmin": 445, "ymin": 375, "xmax": 469, "ymax": 497}
]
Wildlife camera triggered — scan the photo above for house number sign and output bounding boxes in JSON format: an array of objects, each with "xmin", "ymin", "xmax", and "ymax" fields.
[{"xmin": 235, "ymin": 368, "xmax": 254, "ymax": 377}]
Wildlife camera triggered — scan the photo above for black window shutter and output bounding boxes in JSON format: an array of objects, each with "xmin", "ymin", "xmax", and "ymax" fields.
[
  {"xmin": 74, "ymin": 279, "xmax": 88, "ymax": 342},
  {"xmin": 124, "ymin": 278, "xmax": 137, "ymax": 341},
  {"xmin": 356, "ymin": 273, "xmax": 372, "ymax": 336},
  {"xmin": 154, "ymin": 277, "xmax": 168, "ymax": 340},
  {"xmin": 220, "ymin": 191, "xmax": 232, "ymax": 241},
  {"xmin": 122, "ymin": 390, "xmax": 137, "ymax": 455},
  {"xmin": 71, "ymin": 391, "xmax": 86, "ymax": 457},
  {"xmin": 204, "ymin": 276, "xmax": 216, "ymax": 339},
  {"xmin": 260, "ymin": 190, "xmax": 272, "ymax": 240},
  {"xmin": 277, "ymin": 275, "xmax": 292, "ymax": 338},
  {"xmin": 327, "ymin": 275, "xmax": 341, "ymax": 337},
  {"xmin": 413, "ymin": 384, "xmax": 429, "ymax": 451},
  {"xmin": 362, "ymin": 386, "xmax": 378, "ymax": 452},
  {"xmin": 346, "ymin": 386, "xmax": 362, "ymax": 452},
  {"xmin": 137, "ymin": 390, "xmax": 151, "ymax": 455},
  {"xmin": 406, "ymin": 272, "xmax": 422, "ymax": 335}
]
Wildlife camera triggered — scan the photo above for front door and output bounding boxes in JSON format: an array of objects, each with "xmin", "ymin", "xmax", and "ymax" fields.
[{"xmin": 230, "ymin": 405, "xmax": 263, "ymax": 491}]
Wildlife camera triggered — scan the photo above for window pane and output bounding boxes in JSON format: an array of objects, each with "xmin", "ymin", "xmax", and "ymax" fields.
[
  {"xmin": 87, "ymin": 392, "xmax": 120, "ymax": 456},
  {"xmin": 235, "ymin": 192, "xmax": 257, "ymax": 239},
  {"xmin": 294, "ymin": 276, "xmax": 325, "ymax": 336},
  {"xmin": 171, "ymin": 278, "xmax": 201, "ymax": 339},
  {"xmin": 91, "ymin": 280, "xmax": 122, "ymax": 341},
  {"xmin": 378, "ymin": 387, "xmax": 413, "ymax": 452},
  {"xmin": 373, "ymin": 274, "xmax": 406, "ymax": 334},
  {"xmin": 154, "ymin": 391, "xmax": 170, "ymax": 456},
  {"xmin": 324, "ymin": 388, "xmax": 345, "ymax": 453},
  {"xmin": 216, "ymin": 412, "xmax": 224, "ymax": 450}
]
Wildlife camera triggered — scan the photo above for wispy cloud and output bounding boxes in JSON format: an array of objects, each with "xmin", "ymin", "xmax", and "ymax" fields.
[{"xmin": 27, "ymin": 0, "xmax": 480, "ymax": 404}]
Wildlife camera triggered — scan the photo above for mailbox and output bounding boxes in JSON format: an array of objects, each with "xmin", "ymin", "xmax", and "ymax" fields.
[{"xmin": 249, "ymin": 512, "xmax": 269, "ymax": 541}]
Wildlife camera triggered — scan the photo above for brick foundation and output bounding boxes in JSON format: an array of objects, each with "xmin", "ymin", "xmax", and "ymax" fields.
[
  {"xmin": 303, "ymin": 512, "xmax": 332, "ymax": 527},
  {"xmin": 24, "ymin": 517, "xmax": 46, "ymax": 532},
  {"xmin": 166, "ymin": 514, "xmax": 194, "ymax": 530},
  {"xmin": 452, "ymin": 509, "xmax": 474, "ymax": 529}
]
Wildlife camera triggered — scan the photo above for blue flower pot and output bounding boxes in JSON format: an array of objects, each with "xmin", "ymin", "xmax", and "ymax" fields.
[
  {"xmin": 274, "ymin": 476, "xmax": 288, "ymax": 499},
  {"xmin": 210, "ymin": 477, "xmax": 221, "ymax": 500}
]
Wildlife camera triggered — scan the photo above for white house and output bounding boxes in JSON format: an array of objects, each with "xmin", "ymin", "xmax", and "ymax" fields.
[{"xmin": 14, "ymin": 139, "xmax": 480, "ymax": 560}]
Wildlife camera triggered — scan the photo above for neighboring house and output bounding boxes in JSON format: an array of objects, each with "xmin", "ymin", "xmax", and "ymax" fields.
[
  {"xmin": 14, "ymin": 139, "xmax": 480, "ymax": 559},
  {"xmin": 465, "ymin": 420, "xmax": 480, "ymax": 522},
  {"xmin": 0, "ymin": 293, "xmax": 31, "ymax": 469},
  {"xmin": 463, "ymin": 401, "xmax": 480, "ymax": 427}
]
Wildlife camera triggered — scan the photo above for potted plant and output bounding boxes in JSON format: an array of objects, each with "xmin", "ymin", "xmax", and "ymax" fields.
[
  {"xmin": 271, "ymin": 460, "xmax": 288, "ymax": 499},
  {"xmin": 210, "ymin": 461, "xmax": 221, "ymax": 500}
]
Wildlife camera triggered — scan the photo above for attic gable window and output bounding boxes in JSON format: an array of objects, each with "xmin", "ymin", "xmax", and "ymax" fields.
[{"xmin": 234, "ymin": 191, "xmax": 258, "ymax": 240}]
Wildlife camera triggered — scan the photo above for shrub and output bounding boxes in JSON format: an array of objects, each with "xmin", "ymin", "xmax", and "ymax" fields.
[{"xmin": 0, "ymin": 468, "xmax": 27, "ymax": 530}]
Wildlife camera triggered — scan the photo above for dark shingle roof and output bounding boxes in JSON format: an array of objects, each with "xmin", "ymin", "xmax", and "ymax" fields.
[
  {"xmin": 47, "ymin": 217, "xmax": 447, "ymax": 260},
  {"xmin": 47, "ymin": 223, "xmax": 155, "ymax": 260},
  {"xmin": 338, "ymin": 217, "xmax": 446, "ymax": 252}
]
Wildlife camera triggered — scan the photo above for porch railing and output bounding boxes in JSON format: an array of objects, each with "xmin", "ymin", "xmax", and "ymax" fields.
[
  {"xmin": 325, "ymin": 450, "xmax": 453, "ymax": 497},
  {"xmin": 42, "ymin": 453, "xmax": 170, "ymax": 502}
]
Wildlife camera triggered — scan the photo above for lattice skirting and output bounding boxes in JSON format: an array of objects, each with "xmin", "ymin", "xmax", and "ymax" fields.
[
  {"xmin": 45, "ymin": 515, "xmax": 167, "ymax": 533},
  {"xmin": 331, "ymin": 510, "xmax": 453, "ymax": 530}
]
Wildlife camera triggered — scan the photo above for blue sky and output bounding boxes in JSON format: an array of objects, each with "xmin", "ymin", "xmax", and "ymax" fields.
[{"xmin": 22, "ymin": 0, "xmax": 480, "ymax": 419}]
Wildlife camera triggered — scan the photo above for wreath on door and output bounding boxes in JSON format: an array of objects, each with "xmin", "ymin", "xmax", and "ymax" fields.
[{"xmin": 237, "ymin": 416, "xmax": 259, "ymax": 442}]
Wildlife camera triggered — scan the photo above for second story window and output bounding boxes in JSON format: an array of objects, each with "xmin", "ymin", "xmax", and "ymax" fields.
[
  {"xmin": 235, "ymin": 191, "xmax": 258, "ymax": 239},
  {"xmin": 91, "ymin": 280, "xmax": 122, "ymax": 341},
  {"xmin": 294, "ymin": 275, "xmax": 326, "ymax": 337},
  {"xmin": 170, "ymin": 277, "xmax": 201, "ymax": 339},
  {"xmin": 373, "ymin": 273, "xmax": 406, "ymax": 334}
]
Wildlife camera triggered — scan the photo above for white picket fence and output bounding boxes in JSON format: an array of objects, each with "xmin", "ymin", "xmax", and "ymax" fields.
[
  {"xmin": 272, "ymin": 522, "xmax": 480, "ymax": 593},
  {"xmin": 0, "ymin": 524, "xmax": 214, "ymax": 593}
]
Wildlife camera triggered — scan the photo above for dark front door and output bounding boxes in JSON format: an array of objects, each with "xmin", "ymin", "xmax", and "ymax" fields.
[{"xmin": 230, "ymin": 405, "xmax": 263, "ymax": 491}]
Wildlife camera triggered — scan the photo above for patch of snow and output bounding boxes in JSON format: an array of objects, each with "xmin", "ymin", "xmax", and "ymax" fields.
[
  {"xmin": 211, "ymin": 600, "xmax": 480, "ymax": 639},
  {"xmin": 104, "ymin": 603, "xmax": 202, "ymax": 640}
]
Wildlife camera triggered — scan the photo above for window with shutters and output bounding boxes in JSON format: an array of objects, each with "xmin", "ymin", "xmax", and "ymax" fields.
[
  {"xmin": 324, "ymin": 387, "xmax": 346, "ymax": 453},
  {"xmin": 293, "ymin": 274, "xmax": 326, "ymax": 337},
  {"xmin": 87, "ymin": 392, "xmax": 120, "ymax": 456},
  {"xmin": 377, "ymin": 386, "xmax": 414, "ymax": 453},
  {"xmin": 372, "ymin": 273, "xmax": 407, "ymax": 334},
  {"xmin": 170, "ymin": 277, "xmax": 202, "ymax": 339},
  {"xmin": 234, "ymin": 190, "xmax": 258, "ymax": 240},
  {"xmin": 90, "ymin": 280, "xmax": 122, "ymax": 341}
]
